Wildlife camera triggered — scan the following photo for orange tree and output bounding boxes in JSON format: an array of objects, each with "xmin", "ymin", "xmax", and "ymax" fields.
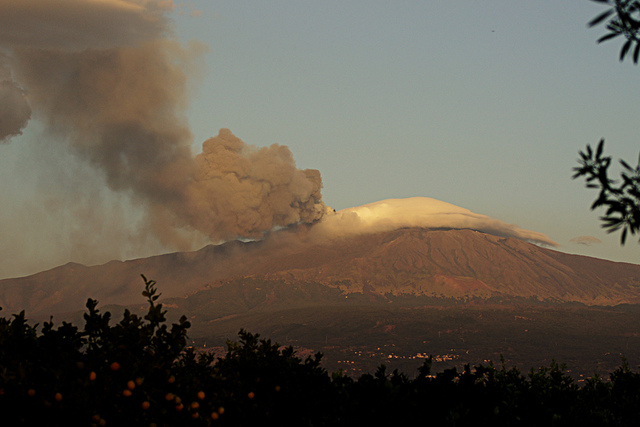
[
  {"xmin": 3, "ymin": 275, "xmax": 640, "ymax": 426},
  {"xmin": 0, "ymin": 276, "xmax": 336, "ymax": 426}
]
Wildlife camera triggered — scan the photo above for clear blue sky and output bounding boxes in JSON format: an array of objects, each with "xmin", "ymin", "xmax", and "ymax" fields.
[{"xmin": 1, "ymin": 0, "xmax": 639, "ymax": 278}]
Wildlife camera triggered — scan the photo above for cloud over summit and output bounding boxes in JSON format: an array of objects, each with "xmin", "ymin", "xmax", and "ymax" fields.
[{"xmin": 312, "ymin": 197, "xmax": 557, "ymax": 247}]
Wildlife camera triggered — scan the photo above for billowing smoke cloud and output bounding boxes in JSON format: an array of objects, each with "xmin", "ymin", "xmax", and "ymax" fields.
[
  {"xmin": 187, "ymin": 129, "xmax": 327, "ymax": 240},
  {"xmin": 309, "ymin": 197, "xmax": 558, "ymax": 247},
  {"xmin": 0, "ymin": 0, "xmax": 327, "ymax": 251},
  {"xmin": 0, "ymin": 0, "xmax": 168, "ymax": 142},
  {"xmin": 0, "ymin": 0, "xmax": 171, "ymax": 51},
  {"xmin": 0, "ymin": 55, "xmax": 31, "ymax": 142}
]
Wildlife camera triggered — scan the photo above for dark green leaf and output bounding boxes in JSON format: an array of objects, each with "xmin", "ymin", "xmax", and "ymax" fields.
[
  {"xmin": 596, "ymin": 139, "xmax": 605, "ymax": 159},
  {"xmin": 621, "ymin": 39, "xmax": 632, "ymax": 61},
  {"xmin": 598, "ymin": 32, "xmax": 622, "ymax": 43},
  {"xmin": 620, "ymin": 159, "xmax": 633, "ymax": 170},
  {"xmin": 589, "ymin": 9, "xmax": 615, "ymax": 27},
  {"xmin": 591, "ymin": 199, "xmax": 605, "ymax": 209},
  {"xmin": 603, "ymin": 223, "xmax": 623, "ymax": 232}
]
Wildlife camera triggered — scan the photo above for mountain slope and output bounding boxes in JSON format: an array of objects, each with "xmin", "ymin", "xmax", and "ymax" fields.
[
  {"xmin": 1, "ymin": 228, "xmax": 639, "ymax": 316},
  {"xmin": 246, "ymin": 228, "xmax": 640, "ymax": 304}
]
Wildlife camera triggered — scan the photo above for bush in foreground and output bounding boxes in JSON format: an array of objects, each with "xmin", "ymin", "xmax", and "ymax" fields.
[{"xmin": 1, "ymin": 276, "xmax": 640, "ymax": 426}]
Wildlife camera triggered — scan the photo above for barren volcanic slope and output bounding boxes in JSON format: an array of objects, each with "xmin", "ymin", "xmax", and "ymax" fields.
[
  {"xmin": 1, "ymin": 227, "xmax": 640, "ymax": 316},
  {"xmin": 247, "ymin": 228, "xmax": 640, "ymax": 304}
]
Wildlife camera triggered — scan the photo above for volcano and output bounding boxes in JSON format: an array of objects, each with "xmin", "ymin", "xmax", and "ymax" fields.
[
  {"xmin": 3, "ymin": 202, "xmax": 640, "ymax": 378},
  {"xmin": 1, "ymin": 225, "xmax": 639, "ymax": 316}
]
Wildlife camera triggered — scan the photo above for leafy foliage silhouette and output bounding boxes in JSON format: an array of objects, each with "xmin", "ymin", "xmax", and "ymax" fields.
[
  {"xmin": 589, "ymin": 0, "xmax": 640, "ymax": 63},
  {"xmin": 2, "ymin": 276, "xmax": 640, "ymax": 425},
  {"xmin": 575, "ymin": 2, "xmax": 640, "ymax": 244},
  {"xmin": 573, "ymin": 139, "xmax": 640, "ymax": 244}
]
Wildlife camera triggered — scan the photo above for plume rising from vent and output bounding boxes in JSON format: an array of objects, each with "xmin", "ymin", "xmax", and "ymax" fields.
[{"xmin": 0, "ymin": 0, "xmax": 327, "ymax": 251}]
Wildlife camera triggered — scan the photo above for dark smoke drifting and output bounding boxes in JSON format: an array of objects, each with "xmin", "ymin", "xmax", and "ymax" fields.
[{"xmin": 0, "ymin": 0, "xmax": 327, "ymax": 248}]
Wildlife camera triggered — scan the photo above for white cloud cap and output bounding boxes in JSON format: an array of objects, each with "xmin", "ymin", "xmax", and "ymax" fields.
[{"xmin": 314, "ymin": 197, "xmax": 557, "ymax": 247}]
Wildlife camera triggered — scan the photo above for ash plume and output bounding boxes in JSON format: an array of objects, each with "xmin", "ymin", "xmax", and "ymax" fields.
[
  {"xmin": 0, "ymin": 0, "xmax": 327, "ymax": 252},
  {"xmin": 0, "ymin": 55, "xmax": 30, "ymax": 142},
  {"xmin": 187, "ymin": 129, "xmax": 327, "ymax": 241}
]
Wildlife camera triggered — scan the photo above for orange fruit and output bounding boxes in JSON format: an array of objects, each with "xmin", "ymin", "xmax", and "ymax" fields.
[
  {"xmin": 122, "ymin": 390, "xmax": 132, "ymax": 397},
  {"xmin": 126, "ymin": 380, "xmax": 135, "ymax": 390},
  {"xmin": 191, "ymin": 402, "xmax": 199, "ymax": 410},
  {"xmin": 141, "ymin": 401, "xmax": 150, "ymax": 410},
  {"xmin": 247, "ymin": 391, "xmax": 255, "ymax": 399},
  {"xmin": 27, "ymin": 389, "xmax": 36, "ymax": 397},
  {"xmin": 54, "ymin": 392, "xmax": 63, "ymax": 402},
  {"xmin": 197, "ymin": 391, "xmax": 205, "ymax": 400},
  {"xmin": 89, "ymin": 372, "xmax": 97, "ymax": 381},
  {"xmin": 110, "ymin": 362, "xmax": 120, "ymax": 371},
  {"xmin": 211, "ymin": 412, "xmax": 219, "ymax": 420}
]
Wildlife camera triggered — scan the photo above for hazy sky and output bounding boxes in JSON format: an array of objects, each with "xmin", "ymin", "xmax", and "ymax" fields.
[{"xmin": 1, "ymin": 0, "xmax": 640, "ymax": 279}]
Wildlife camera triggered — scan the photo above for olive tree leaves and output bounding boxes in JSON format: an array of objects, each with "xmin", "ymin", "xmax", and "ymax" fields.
[
  {"xmin": 575, "ymin": 3, "xmax": 640, "ymax": 245},
  {"xmin": 589, "ymin": 0, "xmax": 640, "ymax": 63},
  {"xmin": 573, "ymin": 139, "xmax": 640, "ymax": 244}
]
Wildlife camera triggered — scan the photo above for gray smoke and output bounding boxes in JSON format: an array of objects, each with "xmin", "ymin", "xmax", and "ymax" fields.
[
  {"xmin": 187, "ymin": 129, "xmax": 326, "ymax": 240},
  {"xmin": 0, "ymin": 0, "xmax": 327, "ymax": 251},
  {"xmin": 0, "ymin": 55, "xmax": 31, "ymax": 142}
]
